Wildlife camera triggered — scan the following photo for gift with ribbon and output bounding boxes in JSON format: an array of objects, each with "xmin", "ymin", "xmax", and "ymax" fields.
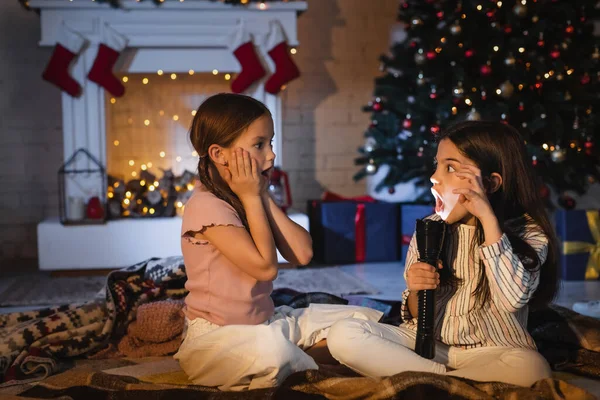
[
  {"xmin": 308, "ymin": 192, "xmax": 398, "ymax": 264},
  {"xmin": 555, "ymin": 209, "xmax": 600, "ymax": 281}
]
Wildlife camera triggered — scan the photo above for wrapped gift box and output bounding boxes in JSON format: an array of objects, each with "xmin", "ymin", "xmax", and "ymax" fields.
[{"xmin": 555, "ymin": 209, "xmax": 600, "ymax": 281}]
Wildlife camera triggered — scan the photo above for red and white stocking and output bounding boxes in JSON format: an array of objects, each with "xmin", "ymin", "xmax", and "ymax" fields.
[
  {"xmin": 229, "ymin": 21, "xmax": 266, "ymax": 94},
  {"xmin": 88, "ymin": 24, "xmax": 128, "ymax": 97},
  {"xmin": 264, "ymin": 21, "xmax": 300, "ymax": 95},
  {"xmin": 42, "ymin": 23, "xmax": 86, "ymax": 97}
]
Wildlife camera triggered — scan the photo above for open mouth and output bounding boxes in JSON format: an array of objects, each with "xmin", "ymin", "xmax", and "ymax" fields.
[
  {"xmin": 432, "ymin": 190, "xmax": 445, "ymax": 214},
  {"xmin": 261, "ymin": 166, "xmax": 274, "ymax": 178}
]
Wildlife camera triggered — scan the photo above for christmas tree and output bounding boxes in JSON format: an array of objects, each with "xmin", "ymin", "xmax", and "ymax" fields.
[{"xmin": 355, "ymin": 0, "xmax": 600, "ymax": 207}]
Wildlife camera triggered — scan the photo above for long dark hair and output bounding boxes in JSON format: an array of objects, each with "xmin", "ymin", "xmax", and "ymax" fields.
[
  {"xmin": 437, "ymin": 120, "xmax": 559, "ymax": 310},
  {"xmin": 189, "ymin": 93, "xmax": 271, "ymax": 230}
]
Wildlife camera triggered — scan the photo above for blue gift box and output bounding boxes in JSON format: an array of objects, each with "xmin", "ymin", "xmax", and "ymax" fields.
[
  {"xmin": 308, "ymin": 200, "xmax": 399, "ymax": 264},
  {"xmin": 555, "ymin": 209, "xmax": 600, "ymax": 281},
  {"xmin": 399, "ymin": 204, "xmax": 436, "ymax": 263}
]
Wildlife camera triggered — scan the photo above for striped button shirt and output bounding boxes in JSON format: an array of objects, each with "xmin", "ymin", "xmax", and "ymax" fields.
[{"xmin": 400, "ymin": 214, "xmax": 548, "ymax": 350}]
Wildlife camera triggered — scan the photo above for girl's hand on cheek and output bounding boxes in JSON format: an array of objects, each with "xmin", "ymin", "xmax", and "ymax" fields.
[{"xmin": 223, "ymin": 148, "xmax": 262, "ymax": 200}]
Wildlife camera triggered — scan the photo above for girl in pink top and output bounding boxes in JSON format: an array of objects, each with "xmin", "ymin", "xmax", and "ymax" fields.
[{"xmin": 174, "ymin": 93, "xmax": 382, "ymax": 391}]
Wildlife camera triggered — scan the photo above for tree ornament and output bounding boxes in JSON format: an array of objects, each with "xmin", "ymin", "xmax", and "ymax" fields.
[
  {"xmin": 414, "ymin": 52, "xmax": 426, "ymax": 65},
  {"xmin": 426, "ymin": 51, "xmax": 436, "ymax": 60},
  {"xmin": 430, "ymin": 124, "xmax": 440, "ymax": 135},
  {"xmin": 480, "ymin": 64, "xmax": 492, "ymax": 75},
  {"xmin": 539, "ymin": 184, "xmax": 550, "ymax": 200},
  {"xmin": 504, "ymin": 55, "xmax": 516, "ymax": 66},
  {"xmin": 513, "ymin": 4, "xmax": 527, "ymax": 17},
  {"xmin": 551, "ymin": 149, "xmax": 566, "ymax": 162},
  {"xmin": 403, "ymin": 117, "xmax": 412, "ymax": 129},
  {"xmin": 450, "ymin": 23, "xmax": 462, "ymax": 35},
  {"xmin": 373, "ymin": 102, "xmax": 383, "ymax": 111},
  {"xmin": 364, "ymin": 137, "xmax": 377, "ymax": 152},
  {"xmin": 565, "ymin": 24, "xmax": 574, "ymax": 34},
  {"xmin": 417, "ymin": 73, "xmax": 426, "ymax": 85},
  {"xmin": 466, "ymin": 108, "xmax": 481, "ymax": 121},
  {"xmin": 581, "ymin": 73, "xmax": 591, "ymax": 85},
  {"xmin": 565, "ymin": 91, "xmax": 572, "ymax": 101},
  {"xmin": 559, "ymin": 194, "xmax": 576, "ymax": 210},
  {"xmin": 465, "ymin": 49, "xmax": 475, "ymax": 58},
  {"xmin": 499, "ymin": 81, "xmax": 514, "ymax": 98},
  {"xmin": 550, "ymin": 48, "xmax": 560, "ymax": 59},
  {"xmin": 592, "ymin": 47, "xmax": 600, "ymax": 60}
]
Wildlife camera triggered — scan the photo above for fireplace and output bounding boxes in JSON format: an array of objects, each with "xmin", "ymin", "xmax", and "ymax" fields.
[{"xmin": 33, "ymin": 0, "xmax": 308, "ymax": 270}]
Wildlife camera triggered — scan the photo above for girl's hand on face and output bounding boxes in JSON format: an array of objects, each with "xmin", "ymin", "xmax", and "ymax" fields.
[
  {"xmin": 452, "ymin": 164, "xmax": 494, "ymax": 220},
  {"xmin": 224, "ymin": 148, "xmax": 262, "ymax": 200},
  {"xmin": 406, "ymin": 260, "xmax": 442, "ymax": 292}
]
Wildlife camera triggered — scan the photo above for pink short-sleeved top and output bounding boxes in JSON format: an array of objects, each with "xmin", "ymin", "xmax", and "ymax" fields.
[{"xmin": 181, "ymin": 184, "xmax": 274, "ymax": 326}]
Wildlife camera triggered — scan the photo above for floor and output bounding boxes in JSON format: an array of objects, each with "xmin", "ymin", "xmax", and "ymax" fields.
[
  {"xmin": 337, "ymin": 261, "xmax": 600, "ymax": 309},
  {"xmin": 2, "ymin": 260, "xmax": 598, "ymax": 312}
]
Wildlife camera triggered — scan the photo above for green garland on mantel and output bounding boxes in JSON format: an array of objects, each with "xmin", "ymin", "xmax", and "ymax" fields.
[{"xmin": 20, "ymin": 0, "xmax": 297, "ymax": 10}]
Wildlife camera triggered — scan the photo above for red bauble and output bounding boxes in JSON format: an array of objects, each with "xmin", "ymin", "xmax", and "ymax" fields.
[
  {"xmin": 410, "ymin": 41, "xmax": 417, "ymax": 48},
  {"xmin": 480, "ymin": 65, "xmax": 492, "ymax": 75},
  {"xmin": 581, "ymin": 74, "xmax": 591, "ymax": 85},
  {"xmin": 465, "ymin": 49, "xmax": 475, "ymax": 58},
  {"xmin": 537, "ymin": 40, "xmax": 545, "ymax": 47},
  {"xmin": 559, "ymin": 195, "xmax": 576, "ymax": 210},
  {"xmin": 585, "ymin": 141, "xmax": 593, "ymax": 149},
  {"xmin": 486, "ymin": 10, "xmax": 495, "ymax": 19},
  {"xmin": 430, "ymin": 93, "xmax": 438, "ymax": 99},
  {"xmin": 373, "ymin": 102, "xmax": 382, "ymax": 111},
  {"xmin": 86, "ymin": 196, "xmax": 105, "ymax": 219},
  {"xmin": 504, "ymin": 26, "xmax": 512, "ymax": 34},
  {"xmin": 430, "ymin": 124, "xmax": 440, "ymax": 134},
  {"xmin": 539, "ymin": 184, "xmax": 550, "ymax": 199},
  {"xmin": 550, "ymin": 50, "xmax": 560, "ymax": 59},
  {"xmin": 426, "ymin": 51, "xmax": 436, "ymax": 60},
  {"xmin": 436, "ymin": 11, "xmax": 444, "ymax": 19},
  {"xmin": 565, "ymin": 25, "xmax": 574, "ymax": 34},
  {"xmin": 403, "ymin": 119, "xmax": 412, "ymax": 129}
]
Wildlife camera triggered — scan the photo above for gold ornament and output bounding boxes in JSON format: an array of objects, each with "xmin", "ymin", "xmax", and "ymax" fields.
[
  {"xmin": 499, "ymin": 81, "xmax": 514, "ymax": 99},
  {"xmin": 592, "ymin": 47, "xmax": 600, "ymax": 60},
  {"xmin": 551, "ymin": 149, "xmax": 566, "ymax": 162},
  {"xmin": 466, "ymin": 108, "xmax": 481, "ymax": 121},
  {"xmin": 450, "ymin": 24, "xmax": 462, "ymax": 35},
  {"xmin": 505, "ymin": 55, "xmax": 516, "ymax": 66}
]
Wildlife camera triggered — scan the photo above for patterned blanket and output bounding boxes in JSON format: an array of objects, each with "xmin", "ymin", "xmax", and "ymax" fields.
[{"xmin": 1, "ymin": 257, "xmax": 599, "ymax": 399}]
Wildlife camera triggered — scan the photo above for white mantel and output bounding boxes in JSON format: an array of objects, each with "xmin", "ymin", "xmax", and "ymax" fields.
[{"xmin": 32, "ymin": 0, "xmax": 308, "ymax": 270}]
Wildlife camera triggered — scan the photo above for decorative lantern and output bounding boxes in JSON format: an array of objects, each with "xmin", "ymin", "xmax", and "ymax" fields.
[{"xmin": 58, "ymin": 148, "xmax": 107, "ymax": 225}]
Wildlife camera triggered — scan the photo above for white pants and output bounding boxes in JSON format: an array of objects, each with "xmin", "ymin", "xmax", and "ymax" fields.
[
  {"xmin": 174, "ymin": 304, "xmax": 383, "ymax": 391},
  {"xmin": 327, "ymin": 318, "xmax": 552, "ymax": 387}
]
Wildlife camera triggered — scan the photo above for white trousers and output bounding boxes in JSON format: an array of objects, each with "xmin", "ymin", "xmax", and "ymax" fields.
[
  {"xmin": 327, "ymin": 318, "xmax": 552, "ymax": 387},
  {"xmin": 174, "ymin": 304, "xmax": 383, "ymax": 391}
]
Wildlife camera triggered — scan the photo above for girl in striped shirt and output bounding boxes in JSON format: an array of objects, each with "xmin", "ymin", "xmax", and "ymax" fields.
[{"xmin": 327, "ymin": 121, "xmax": 559, "ymax": 387}]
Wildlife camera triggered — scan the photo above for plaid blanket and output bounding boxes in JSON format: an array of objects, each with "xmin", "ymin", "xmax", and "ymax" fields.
[
  {"xmin": 1, "ymin": 356, "xmax": 595, "ymax": 400},
  {"xmin": 1, "ymin": 256, "xmax": 599, "ymax": 399},
  {"xmin": 0, "ymin": 256, "xmax": 188, "ymax": 386}
]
